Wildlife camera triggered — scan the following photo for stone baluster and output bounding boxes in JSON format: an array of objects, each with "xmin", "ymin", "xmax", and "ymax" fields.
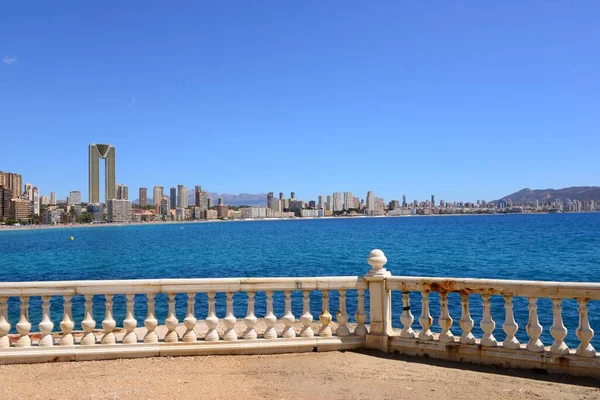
[
  {"xmin": 336, "ymin": 290, "xmax": 350, "ymax": 337},
  {"xmin": 164, "ymin": 293, "xmax": 179, "ymax": 343},
  {"xmin": 526, "ymin": 297, "xmax": 544, "ymax": 352},
  {"xmin": 122, "ymin": 294, "xmax": 138, "ymax": 344},
  {"xmin": 38, "ymin": 296, "xmax": 55, "ymax": 347},
  {"xmin": 354, "ymin": 289, "xmax": 367, "ymax": 337},
  {"xmin": 205, "ymin": 292, "xmax": 220, "ymax": 342},
  {"xmin": 459, "ymin": 293, "xmax": 475, "ymax": 344},
  {"xmin": 438, "ymin": 292, "xmax": 454, "ymax": 343},
  {"xmin": 182, "ymin": 293, "xmax": 198, "ymax": 343},
  {"xmin": 502, "ymin": 295, "xmax": 520, "ymax": 349},
  {"xmin": 80, "ymin": 294, "xmax": 97, "ymax": 345},
  {"xmin": 282, "ymin": 290, "xmax": 296, "ymax": 338},
  {"xmin": 243, "ymin": 292, "xmax": 257, "ymax": 340},
  {"xmin": 101, "ymin": 294, "xmax": 117, "ymax": 345},
  {"xmin": 223, "ymin": 292, "xmax": 237, "ymax": 341},
  {"xmin": 576, "ymin": 298, "xmax": 596, "ymax": 357},
  {"xmin": 400, "ymin": 292, "xmax": 415, "ymax": 339},
  {"xmin": 59, "ymin": 295, "xmax": 75, "ymax": 346},
  {"xmin": 300, "ymin": 290, "xmax": 314, "ymax": 338},
  {"xmin": 417, "ymin": 291, "xmax": 433, "ymax": 341},
  {"xmin": 0, "ymin": 297, "xmax": 11, "ymax": 348},
  {"xmin": 143, "ymin": 293, "xmax": 159, "ymax": 344},
  {"xmin": 319, "ymin": 290, "xmax": 332, "ymax": 337},
  {"xmin": 480, "ymin": 293, "xmax": 497, "ymax": 347},
  {"xmin": 15, "ymin": 296, "xmax": 32, "ymax": 348},
  {"xmin": 263, "ymin": 291, "xmax": 277, "ymax": 339},
  {"xmin": 550, "ymin": 298, "xmax": 568, "ymax": 355}
]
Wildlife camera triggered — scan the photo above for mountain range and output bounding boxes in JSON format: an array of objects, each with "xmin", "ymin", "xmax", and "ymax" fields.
[{"xmin": 498, "ymin": 186, "xmax": 600, "ymax": 203}]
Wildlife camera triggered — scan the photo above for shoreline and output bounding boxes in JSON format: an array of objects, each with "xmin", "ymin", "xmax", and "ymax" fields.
[{"xmin": 0, "ymin": 211, "xmax": 594, "ymax": 233}]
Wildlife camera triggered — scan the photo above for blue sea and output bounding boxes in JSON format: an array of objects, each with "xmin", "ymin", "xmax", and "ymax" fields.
[{"xmin": 1, "ymin": 213, "xmax": 599, "ymax": 349}]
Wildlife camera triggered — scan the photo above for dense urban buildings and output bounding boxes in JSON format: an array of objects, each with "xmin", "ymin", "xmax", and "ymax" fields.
[
  {"xmin": 0, "ymin": 171, "xmax": 22, "ymax": 198},
  {"xmin": 177, "ymin": 185, "xmax": 188, "ymax": 209},
  {"xmin": 139, "ymin": 187, "xmax": 147, "ymax": 207},
  {"xmin": 153, "ymin": 186, "xmax": 163, "ymax": 206},
  {"xmin": 50, "ymin": 192, "xmax": 56, "ymax": 205},
  {"xmin": 169, "ymin": 187, "xmax": 176, "ymax": 210},
  {"xmin": 88, "ymin": 143, "xmax": 116, "ymax": 204},
  {"xmin": 69, "ymin": 191, "xmax": 82, "ymax": 205},
  {"xmin": 116, "ymin": 184, "xmax": 128, "ymax": 200},
  {"xmin": 107, "ymin": 199, "xmax": 132, "ymax": 223}
]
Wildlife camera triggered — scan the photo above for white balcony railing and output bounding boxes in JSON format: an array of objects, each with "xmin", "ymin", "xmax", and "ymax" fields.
[{"xmin": 0, "ymin": 250, "xmax": 597, "ymax": 378}]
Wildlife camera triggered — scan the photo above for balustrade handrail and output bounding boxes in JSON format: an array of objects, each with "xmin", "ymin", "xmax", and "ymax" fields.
[
  {"xmin": 0, "ymin": 276, "xmax": 367, "ymax": 297},
  {"xmin": 386, "ymin": 276, "xmax": 600, "ymax": 299}
]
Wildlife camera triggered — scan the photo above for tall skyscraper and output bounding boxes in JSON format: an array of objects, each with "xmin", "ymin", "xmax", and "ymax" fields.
[
  {"xmin": 23, "ymin": 183, "xmax": 33, "ymax": 200},
  {"xmin": 332, "ymin": 192, "xmax": 343, "ymax": 212},
  {"xmin": 402, "ymin": 195, "xmax": 407, "ymax": 208},
  {"xmin": 177, "ymin": 185, "xmax": 188, "ymax": 208},
  {"xmin": 195, "ymin": 185, "xmax": 207, "ymax": 211},
  {"xmin": 153, "ymin": 186, "xmax": 163, "ymax": 206},
  {"xmin": 0, "ymin": 186, "xmax": 13, "ymax": 218},
  {"xmin": 0, "ymin": 172, "xmax": 23, "ymax": 198},
  {"xmin": 69, "ymin": 191, "xmax": 82, "ymax": 205},
  {"xmin": 170, "ymin": 187, "xmax": 176, "ymax": 209},
  {"xmin": 139, "ymin": 187, "xmax": 148, "ymax": 207},
  {"xmin": 317, "ymin": 195, "xmax": 324, "ymax": 209},
  {"xmin": 116, "ymin": 184, "xmax": 128, "ymax": 200},
  {"xmin": 366, "ymin": 191, "xmax": 375, "ymax": 211},
  {"xmin": 290, "ymin": 192, "xmax": 296, "ymax": 200},
  {"xmin": 326, "ymin": 195, "xmax": 332, "ymax": 212},
  {"xmin": 267, "ymin": 192, "xmax": 274, "ymax": 209},
  {"xmin": 207, "ymin": 198, "xmax": 213, "ymax": 208},
  {"xmin": 431, "ymin": 194, "xmax": 435, "ymax": 207},
  {"xmin": 160, "ymin": 196, "xmax": 169, "ymax": 216},
  {"xmin": 343, "ymin": 192, "xmax": 354, "ymax": 210},
  {"xmin": 50, "ymin": 192, "xmax": 56, "ymax": 205},
  {"xmin": 88, "ymin": 143, "xmax": 116, "ymax": 203}
]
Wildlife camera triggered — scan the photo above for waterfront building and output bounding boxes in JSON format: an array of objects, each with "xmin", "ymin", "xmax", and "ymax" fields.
[
  {"xmin": 366, "ymin": 191, "xmax": 375, "ymax": 211},
  {"xmin": 107, "ymin": 199, "xmax": 132, "ymax": 223},
  {"xmin": 86, "ymin": 204, "xmax": 104, "ymax": 222},
  {"xmin": 139, "ymin": 187, "xmax": 147, "ymax": 207},
  {"xmin": 177, "ymin": 185, "xmax": 188, "ymax": 209},
  {"xmin": 40, "ymin": 195, "xmax": 49, "ymax": 206},
  {"xmin": 207, "ymin": 198, "xmax": 213, "ymax": 208},
  {"xmin": 317, "ymin": 195, "xmax": 324, "ymax": 210},
  {"xmin": 308, "ymin": 200, "xmax": 316, "ymax": 208},
  {"xmin": 153, "ymin": 186, "xmax": 163, "ymax": 206},
  {"xmin": 195, "ymin": 185, "xmax": 207, "ymax": 210},
  {"xmin": 301, "ymin": 209, "xmax": 321, "ymax": 217},
  {"xmin": 402, "ymin": 195, "xmax": 407, "ymax": 208},
  {"xmin": 242, "ymin": 207, "xmax": 268, "ymax": 219},
  {"xmin": 431, "ymin": 195, "xmax": 435, "ymax": 207},
  {"xmin": 332, "ymin": 192, "xmax": 343, "ymax": 212},
  {"xmin": 32, "ymin": 187, "xmax": 40, "ymax": 216},
  {"xmin": 279, "ymin": 192, "xmax": 284, "ymax": 200},
  {"xmin": 217, "ymin": 204, "xmax": 229, "ymax": 218},
  {"xmin": 205, "ymin": 209, "xmax": 218, "ymax": 219},
  {"xmin": 343, "ymin": 192, "xmax": 354, "ymax": 210},
  {"xmin": 116, "ymin": 184, "xmax": 128, "ymax": 200},
  {"xmin": 160, "ymin": 196, "xmax": 169, "ymax": 216},
  {"xmin": 88, "ymin": 143, "xmax": 116, "ymax": 204},
  {"xmin": 69, "ymin": 191, "xmax": 82, "ymax": 205},
  {"xmin": 326, "ymin": 195, "xmax": 332, "ymax": 212},
  {"xmin": 9, "ymin": 198, "xmax": 32, "ymax": 220},
  {"xmin": 23, "ymin": 183, "xmax": 33, "ymax": 200},
  {"xmin": 42, "ymin": 209, "xmax": 61, "ymax": 225},
  {"xmin": 267, "ymin": 192, "xmax": 274, "ymax": 209},
  {"xmin": 0, "ymin": 186, "xmax": 13, "ymax": 218},
  {"xmin": 389, "ymin": 200, "xmax": 400, "ymax": 210},
  {"xmin": 50, "ymin": 192, "xmax": 56, "ymax": 205},
  {"xmin": 0, "ymin": 172, "xmax": 22, "ymax": 198},
  {"xmin": 290, "ymin": 192, "xmax": 295, "ymax": 200},
  {"xmin": 218, "ymin": 197, "xmax": 223, "ymax": 205},
  {"xmin": 289, "ymin": 200, "xmax": 303, "ymax": 212},
  {"xmin": 170, "ymin": 187, "xmax": 176, "ymax": 210},
  {"xmin": 175, "ymin": 208, "xmax": 186, "ymax": 221},
  {"xmin": 375, "ymin": 197, "xmax": 385, "ymax": 213}
]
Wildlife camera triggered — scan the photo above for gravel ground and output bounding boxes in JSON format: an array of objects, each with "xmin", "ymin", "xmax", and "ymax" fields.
[{"xmin": 1, "ymin": 350, "xmax": 599, "ymax": 400}]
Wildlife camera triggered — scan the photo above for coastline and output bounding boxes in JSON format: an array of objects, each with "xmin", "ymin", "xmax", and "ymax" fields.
[{"xmin": 0, "ymin": 211, "xmax": 587, "ymax": 233}]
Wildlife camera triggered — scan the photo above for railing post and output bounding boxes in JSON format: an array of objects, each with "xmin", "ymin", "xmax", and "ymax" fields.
[{"xmin": 364, "ymin": 249, "xmax": 392, "ymax": 352}]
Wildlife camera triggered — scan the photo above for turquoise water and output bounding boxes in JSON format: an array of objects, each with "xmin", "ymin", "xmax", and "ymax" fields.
[{"xmin": 0, "ymin": 213, "xmax": 599, "ymax": 348}]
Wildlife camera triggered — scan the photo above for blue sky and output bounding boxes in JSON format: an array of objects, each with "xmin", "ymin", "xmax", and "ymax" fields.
[{"xmin": 1, "ymin": 1, "xmax": 599, "ymax": 203}]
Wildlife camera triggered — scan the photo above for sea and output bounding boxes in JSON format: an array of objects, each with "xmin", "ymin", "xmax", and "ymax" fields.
[{"xmin": 1, "ymin": 213, "xmax": 598, "ymax": 348}]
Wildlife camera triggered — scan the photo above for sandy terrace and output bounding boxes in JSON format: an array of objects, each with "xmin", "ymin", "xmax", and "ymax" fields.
[{"xmin": 1, "ymin": 350, "xmax": 599, "ymax": 400}]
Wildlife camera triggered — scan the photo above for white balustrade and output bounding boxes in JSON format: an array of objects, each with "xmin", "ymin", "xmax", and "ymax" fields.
[
  {"xmin": 101, "ymin": 294, "xmax": 117, "ymax": 345},
  {"xmin": 59, "ymin": 295, "xmax": 75, "ymax": 346},
  {"xmin": 300, "ymin": 290, "xmax": 314, "ymax": 338},
  {"xmin": 0, "ymin": 297, "xmax": 10, "ymax": 348},
  {"xmin": 281, "ymin": 291, "xmax": 296, "ymax": 338},
  {"xmin": 243, "ymin": 292, "xmax": 257, "ymax": 340},
  {"xmin": 223, "ymin": 292, "xmax": 237, "ymax": 341},
  {"xmin": 205, "ymin": 292, "xmax": 220, "ymax": 342},
  {"xmin": 263, "ymin": 291, "xmax": 277, "ymax": 340},
  {"xmin": 355, "ymin": 289, "xmax": 367, "ymax": 337},
  {"xmin": 319, "ymin": 290, "xmax": 332, "ymax": 337},
  {"xmin": 438, "ymin": 292, "xmax": 453, "ymax": 343},
  {"xmin": 15, "ymin": 296, "xmax": 31, "ymax": 348},
  {"xmin": 123, "ymin": 294, "xmax": 138, "ymax": 344},
  {"xmin": 480, "ymin": 294, "xmax": 497, "ymax": 347},
  {"xmin": 525, "ymin": 297, "xmax": 544, "ymax": 352},
  {"xmin": 459, "ymin": 293, "xmax": 475, "ymax": 344},
  {"xmin": 38, "ymin": 296, "xmax": 54, "ymax": 347},
  {"xmin": 143, "ymin": 293, "xmax": 159, "ymax": 344},
  {"xmin": 550, "ymin": 298, "xmax": 568, "ymax": 355},
  {"xmin": 164, "ymin": 293, "xmax": 179, "ymax": 343},
  {"xmin": 80, "ymin": 294, "xmax": 96, "ymax": 345},
  {"xmin": 400, "ymin": 292, "xmax": 415, "ymax": 339},
  {"xmin": 502, "ymin": 295, "xmax": 519, "ymax": 349},
  {"xmin": 417, "ymin": 291, "xmax": 433, "ymax": 341},
  {"xmin": 182, "ymin": 293, "xmax": 197, "ymax": 343},
  {"xmin": 576, "ymin": 298, "xmax": 596, "ymax": 358},
  {"xmin": 336, "ymin": 290, "xmax": 350, "ymax": 337}
]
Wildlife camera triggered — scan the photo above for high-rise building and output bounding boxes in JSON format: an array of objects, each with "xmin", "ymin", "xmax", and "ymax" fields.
[
  {"xmin": 40, "ymin": 195, "xmax": 49, "ymax": 206},
  {"xmin": 116, "ymin": 184, "xmax": 128, "ymax": 200},
  {"xmin": 69, "ymin": 191, "xmax": 82, "ymax": 205},
  {"xmin": 279, "ymin": 192, "xmax": 284, "ymax": 200},
  {"xmin": 107, "ymin": 199, "xmax": 132, "ymax": 223},
  {"xmin": 170, "ymin": 187, "xmax": 176, "ymax": 210},
  {"xmin": 343, "ymin": 192, "xmax": 354, "ymax": 210},
  {"xmin": 153, "ymin": 186, "xmax": 163, "ymax": 206},
  {"xmin": 207, "ymin": 198, "xmax": 213, "ymax": 208},
  {"xmin": 431, "ymin": 195, "xmax": 435, "ymax": 207},
  {"xmin": 160, "ymin": 196, "xmax": 169, "ymax": 216},
  {"xmin": 0, "ymin": 186, "xmax": 13, "ymax": 218},
  {"xmin": 23, "ymin": 183, "xmax": 33, "ymax": 200},
  {"xmin": 218, "ymin": 197, "xmax": 223, "ymax": 205},
  {"xmin": 50, "ymin": 192, "xmax": 56, "ymax": 205},
  {"xmin": 216, "ymin": 203, "xmax": 229, "ymax": 218},
  {"xmin": 0, "ymin": 172, "xmax": 23, "ymax": 198},
  {"xmin": 32, "ymin": 187, "xmax": 40, "ymax": 216},
  {"xmin": 9, "ymin": 198, "xmax": 32, "ymax": 220},
  {"xmin": 177, "ymin": 185, "xmax": 188, "ymax": 208},
  {"xmin": 332, "ymin": 192, "xmax": 343, "ymax": 212},
  {"xmin": 139, "ymin": 187, "xmax": 147, "ymax": 207},
  {"xmin": 366, "ymin": 191, "xmax": 375, "ymax": 211},
  {"xmin": 326, "ymin": 195, "xmax": 332, "ymax": 212},
  {"xmin": 290, "ymin": 192, "xmax": 296, "ymax": 200},
  {"xmin": 194, "ymin": 185, "xmax": 207, "ymax": 211},
  {"xmin": 402, "ymin": 195, "xmax": 407, "ymax": 208},
  {"xmin": 317, "ymin": 195, "xmax": 324, "ymax": 209},
  {"xmin": 267, "ymin": 192, "xmax": 275, "ymax": 210},
  {"xmin": 89, "ymin": 143, "xmax": 116, "ymax": 204}
]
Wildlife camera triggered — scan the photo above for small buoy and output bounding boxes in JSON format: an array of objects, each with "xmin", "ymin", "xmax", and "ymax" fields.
[{"xmin": 70, "ymin": 236, "xmax": 74, "ymax": 241}]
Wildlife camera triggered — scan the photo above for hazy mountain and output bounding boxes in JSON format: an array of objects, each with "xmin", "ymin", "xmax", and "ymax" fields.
[{"xmin": 498, "ymin": 186, "xmax": 600, "ymax": 203}]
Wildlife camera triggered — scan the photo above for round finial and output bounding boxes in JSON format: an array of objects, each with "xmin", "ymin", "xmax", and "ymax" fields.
[{"xmin": 367, "ymin": 249, "xmax": 387, "ymax": 271}]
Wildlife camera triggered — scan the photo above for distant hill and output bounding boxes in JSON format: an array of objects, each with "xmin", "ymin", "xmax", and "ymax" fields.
[
  {"xmin": 498, "ymin": 186, "xmax": 600, "ymax": 203},
  {"xmin": 135, "ymin": 192, "xmax": 267, "ymax": 206}
]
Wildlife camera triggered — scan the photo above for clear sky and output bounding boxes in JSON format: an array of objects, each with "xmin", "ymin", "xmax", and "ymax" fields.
[{"xmin": 1, "ymin": 1, "xmax": 599, "ymax": 203}]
